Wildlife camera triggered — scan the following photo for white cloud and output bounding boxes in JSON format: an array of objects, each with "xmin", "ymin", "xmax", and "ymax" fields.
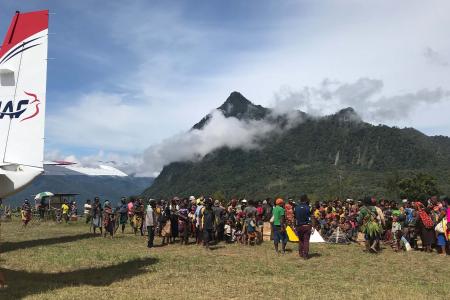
[
  {"xmin": 139, "ymin": 109, "xmax": 280, "ymax": 175},
  {"xmin": 272, "ymin": 78, "xmax": 450, "ymax": 122},
  {"xmin": 41, "ymin": 0, "xmax": 450, "ymax": 176},
  {"xmin": 423, "ymin": 47, "xmax": 449, "ymax": 67},
  {"xmin": 47, "ymin": 92, "xmax": 153, "ymax": 151}
]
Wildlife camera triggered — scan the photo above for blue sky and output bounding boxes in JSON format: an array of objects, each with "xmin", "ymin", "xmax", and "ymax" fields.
[{"xmin": 2, "ymin": 1, "xmax": 450, "ymax": 174}]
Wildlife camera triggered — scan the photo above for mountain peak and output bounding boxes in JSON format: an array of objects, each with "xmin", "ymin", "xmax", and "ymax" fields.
[
  {"xmin": 217, "ymin": 91, "xmax": 269, "ymax": 120},
  {"xmin": 334, "ymin": 107, "xmax": 361, "ymax": 122},
  {"xmin": 192, "ymin": 91, "xmax": 269, "ymax": 130},
  {"xmin": 338, "ymin": 107, "xmax": 355, "ymax": 113},
  {"xmin": 218, "ymin": 91, "xmax": 254, "ymax": 114}
]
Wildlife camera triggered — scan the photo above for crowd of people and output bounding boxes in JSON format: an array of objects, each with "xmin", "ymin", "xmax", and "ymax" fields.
[
  {"xmin": 18, "ymin": 198, "xmax": 78, "ymax": 226},
  {"xmin": 311, "ymin": 196, "xmax": 449, "ymax": 255},
  {"xmin": 75, "ymin": 194, "xmax": 450, "ymax": 257},
  {"xmin": 15, "ymin": 194, "xmax": 450, "ymax": 257}
]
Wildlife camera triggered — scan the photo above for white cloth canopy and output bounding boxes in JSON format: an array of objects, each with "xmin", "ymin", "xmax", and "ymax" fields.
[
  {"xmin": 310, "ymin": 228, "xmax": 325, "ymax": 243},
  {"xmin": 34, "ymin": 191, "xmax": 54, "ymax": 200}
]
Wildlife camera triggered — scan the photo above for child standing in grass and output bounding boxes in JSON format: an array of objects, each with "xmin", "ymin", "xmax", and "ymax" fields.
[{"xmin": 391, "ymin": 216, "xmax": 402, "ymax": 252}]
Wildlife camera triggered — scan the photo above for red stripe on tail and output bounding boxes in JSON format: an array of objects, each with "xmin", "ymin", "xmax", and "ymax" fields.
[{"xmin": 0, "ymin": 10, "xmax": 48, "ymax": 61}]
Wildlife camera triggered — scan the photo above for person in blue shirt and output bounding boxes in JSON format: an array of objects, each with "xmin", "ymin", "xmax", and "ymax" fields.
[{"xmin": 295, "ymin": 194, "xmax": 312, "ymax": 259}]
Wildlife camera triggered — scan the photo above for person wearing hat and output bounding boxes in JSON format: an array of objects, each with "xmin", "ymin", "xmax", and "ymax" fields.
[
  {"xmin": 295, "ymin": 194, "xmax": 312, "ymax": 259},
  {"xmin": 272, "ymin": 198, "xmax": 287, "ymax": 254}
]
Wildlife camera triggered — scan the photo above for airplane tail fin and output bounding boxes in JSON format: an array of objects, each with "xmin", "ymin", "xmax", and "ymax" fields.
[{"xmin": 0, "ymin": 10, "xmax": 49, "ymax": 168}]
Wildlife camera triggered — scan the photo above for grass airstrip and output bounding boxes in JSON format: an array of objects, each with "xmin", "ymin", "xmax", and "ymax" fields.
[{"xmin": 1, "ymin": 219, "xmax": 449, "ymax": 299}]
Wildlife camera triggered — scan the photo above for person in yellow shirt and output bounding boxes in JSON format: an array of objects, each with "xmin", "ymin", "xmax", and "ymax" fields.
[{"xmin": 61, "ymin": 201, "xmax": 69, "ymax": 223}]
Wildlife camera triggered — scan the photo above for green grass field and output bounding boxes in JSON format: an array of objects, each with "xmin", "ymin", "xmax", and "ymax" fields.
[{"xmin": 1, "ymin": 219, "xmax": 449, "ymax": 299}]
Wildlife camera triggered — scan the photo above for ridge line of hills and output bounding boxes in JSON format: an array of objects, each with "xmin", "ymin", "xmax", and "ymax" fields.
[
  {"xmin": 143, "ymin": 91, "xmax": 450, "ymax": 200},
  {"xmin": 143, "ymin": 92, "xmax": 450, "ymax": 199}
]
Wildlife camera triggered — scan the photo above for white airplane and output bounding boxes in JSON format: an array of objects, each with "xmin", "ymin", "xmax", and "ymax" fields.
[{"xmin": 0, "ymin": 10, "xmax": 49, "ymax": 198}]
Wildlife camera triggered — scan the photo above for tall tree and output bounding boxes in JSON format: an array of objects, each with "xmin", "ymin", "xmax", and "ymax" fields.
[{"xmin": 397, "ymin": 173, "xmax": 439, "ymax": 201}]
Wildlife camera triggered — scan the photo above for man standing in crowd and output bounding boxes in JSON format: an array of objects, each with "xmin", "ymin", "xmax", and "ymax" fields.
[
  {"xmin": 145, "ymin": 199, "xmax": 157, "ymax": 248},
  {"xmin": 213, "ymin": 200, "xmax": 225, "ymax": 242},
  {"xmin": 38, "ymin": 196, "xmax": 48, "ymax": 220},
  {"xmin": 244, "ymin": 199, "xmax": 258, "ymax": 243},
  {"xmin": 201, "ymin": 198, "xmax": 216, "ymax": 249},
  {"xmin": 295, "ymin": 194, "xmax": 312, "ymax": 260},
  {"xmin": 127, "ymin": 198, "xmax": 134, "ymax": 231},
  {"xmin": 272, "ymin": 198, "xmax": 287, "ymax": 254},
  {"xmin": 91, "ymin": 197, "xmax": 103, "ymax": 235},
  {"xmin": 195, "ymin": 198, "xmax": 204, "ymax": 245},
  {"xmin": 118, "ymin": 197, "xmax": 129, "ymax": 234},
  {"xmin": 178, "ymin": 198, "xmax": 190, "ymax": 245}
]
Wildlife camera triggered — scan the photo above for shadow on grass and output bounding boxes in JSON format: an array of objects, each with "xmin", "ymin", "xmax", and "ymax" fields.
[
  {"xmin": 1, "ymin": 233, "xmax": 94, "ymax": 253},
  {"xmin": 0, "ymin": 257, "xmax": 158, "ymax": 299},
  {"xmin": 209, "ymin": 245, "xmax": 225, "ymax": 251},
  {"xmin": 308, "ymin": 253, "xmax": 322, "ymax": 258}
]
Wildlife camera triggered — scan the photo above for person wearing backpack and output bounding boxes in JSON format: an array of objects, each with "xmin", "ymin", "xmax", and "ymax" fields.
[
  {"xmin": 295, "ymin": 194, "xmax": 312, "ymax": 259},
  {"xmin": 415, "ymin": 202, "xmax": 436, "ymax": 253}
]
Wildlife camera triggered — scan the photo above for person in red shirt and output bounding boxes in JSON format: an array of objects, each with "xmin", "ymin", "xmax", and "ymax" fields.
[{"xmin": 285, "ymin": 198, "xmax": 295, "ymax": 227}]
